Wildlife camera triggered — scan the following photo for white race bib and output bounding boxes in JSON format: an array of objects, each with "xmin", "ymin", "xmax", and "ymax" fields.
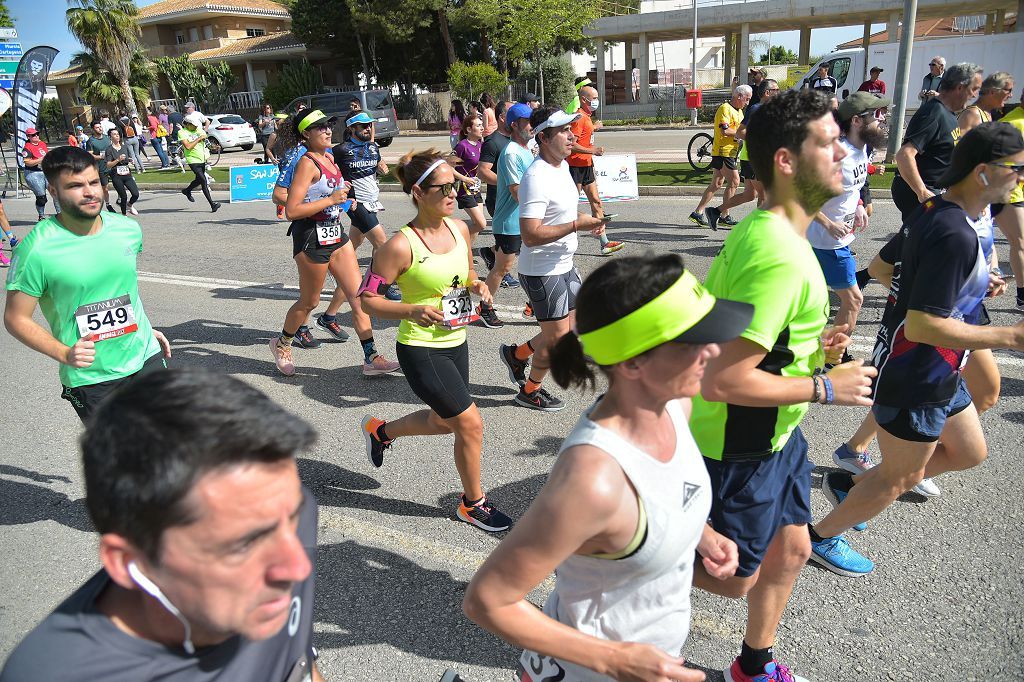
[
  {"xmin": 316, "ymin": 220, "xmax": 342, "ymax": 246},
  {"xmin": 74, "ymin": 294, "xmax": 138, "ymax": 341},
  {"xmin": 115, "ymin": 164, "xmax": 131, "ymax": 176},
  {"xmin": 440, "ymin": 287, "xmax": 478, "ymax": 328}
]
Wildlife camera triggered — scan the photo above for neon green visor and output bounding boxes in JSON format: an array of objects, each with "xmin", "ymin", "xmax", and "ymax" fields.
[
  {"xmin": 296, "ymin": 109, "xmax": 338, "ymax": 133},
  {"xmin": 577, "ymin": 270, "xmax": 753, "ymax": 365}
]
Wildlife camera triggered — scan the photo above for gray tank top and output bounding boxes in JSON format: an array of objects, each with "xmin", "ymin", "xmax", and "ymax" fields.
[{"xmin": 519, "ymin": 399, "xmax": 712, "ymax": 681}]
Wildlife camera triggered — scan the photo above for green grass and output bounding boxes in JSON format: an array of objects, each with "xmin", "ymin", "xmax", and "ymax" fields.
[{"xmin": 636, "ymin": 162, "xmax": 895, "ymax": 189}]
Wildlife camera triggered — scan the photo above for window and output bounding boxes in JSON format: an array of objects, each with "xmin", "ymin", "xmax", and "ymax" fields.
[
  {"xmin": 188, "ymin": 27, "xmax": 199, "ymax": 42},
  {"xmin": 246, "ymin": 27, "xmax": 265, "ymax": 38},
  {"xmin": 363, "ymin": 91, "xmax": 393, "ymax": 112},
  {"xmin": 216, "ymin": 114, "xmax": 247, "ymax": 125},
  {"xmin": 175, "ymin": 31, "xmax": 185, "ymax": 45},
  {"xmin": 829, "ymin": 58, "xmax": 852, "ymax": 89},
  {"xmin": 202, "ymin": 25, "xmax": 213, "ymax": 40}
]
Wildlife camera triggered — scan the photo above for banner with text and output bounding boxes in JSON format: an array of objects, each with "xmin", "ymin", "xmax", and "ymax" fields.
[
  {"xmin": 12, "ymin": 45, "xmax": 58, "ymax": 169},
  {"xmin": 579, "ymin": 153, "xmax": 639, "ymax": 203},
  {"xmin": 230, "ymin": 164, "xmax": 280, "ymax": 202}
]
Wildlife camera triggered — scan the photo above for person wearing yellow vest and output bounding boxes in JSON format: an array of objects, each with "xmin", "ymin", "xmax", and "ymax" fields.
[
  {"xmin": 358, "ymin": 149, "xmax": 513, "ymax": 533},
  {"xmin": 177, "ymin": 113, "xmax": 220, "ymax": 212}
]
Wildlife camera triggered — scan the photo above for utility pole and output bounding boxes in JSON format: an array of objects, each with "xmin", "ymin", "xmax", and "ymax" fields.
[
  {"xmin": 886, "ymin": 0, "xmax": 917, "ymax": 162},
  {"xmin": 690, "ymin": 0, "xmax": 698, "ymax": 125}
]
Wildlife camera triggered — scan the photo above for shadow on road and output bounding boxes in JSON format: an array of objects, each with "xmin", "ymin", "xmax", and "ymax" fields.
[
  {"xmin": 313, "ymin": 539, "xmax": 518, "ymax": 671},
  {"xmin": 0, "ymin": 465, "xmax": 92, "ymax": 532},
  {"xmin": 298, "ymin": 458, "xmax": 447, "ymax": 520}
]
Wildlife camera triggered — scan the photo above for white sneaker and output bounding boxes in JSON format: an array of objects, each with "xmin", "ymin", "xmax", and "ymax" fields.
[{"xmin": 913, "ymin": 477, "xmax": 941, "ymax": 497}]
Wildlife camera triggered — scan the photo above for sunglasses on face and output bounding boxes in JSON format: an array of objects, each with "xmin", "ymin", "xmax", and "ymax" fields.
[
  {"xmin": 929, "ymin": 62, "xmax": 941, "ymax": 67},
  {"xmin": 765, "ymin": 87, "xmax": 780, "ymax": 92},
  {"xmin": 353, "ymin": 123, "xmax": 372, "ymax": 129},
  {"xmin": 988, "ymin": 161, "xmax": 1024, "ymax": 173},
  {"xmin": 423, "ymin": 182, "xmax": 456, "ymax": 195}
]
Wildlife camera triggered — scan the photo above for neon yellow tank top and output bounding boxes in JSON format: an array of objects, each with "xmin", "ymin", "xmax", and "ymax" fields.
[{"xmin": 395, "ymin": 219, "xmax": 472, "ymax": 348}]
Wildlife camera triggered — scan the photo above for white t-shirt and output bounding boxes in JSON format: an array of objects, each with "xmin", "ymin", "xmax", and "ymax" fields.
[
  {"xmin": 98, "ymin": 118, "xmax": 117, "ymax": 135},
  {"xmin": 517, "ymin": 157, "xmax": 580, "ymax": 276},
  {"xmin": 808, "ymin": 138, "xmax": 868, "ymax": 250}
]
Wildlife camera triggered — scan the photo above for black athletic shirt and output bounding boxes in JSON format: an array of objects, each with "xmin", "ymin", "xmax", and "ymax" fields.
[
  {"xmin": 0, "ymin": 488, "xmax": 319, "ymax": 682},
  {"xmin": 480, "ymin": 131, "xmax": 511, "ymax": 216},
  {"xmin": 871, "ymin": 197, "xmax": 989, "ymax": 408},
  {"xmin": 900, "ymin": 97, "xmax": 960, "ymax": 189}
]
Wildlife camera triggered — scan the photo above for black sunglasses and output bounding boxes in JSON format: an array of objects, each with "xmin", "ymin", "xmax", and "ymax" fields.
[
  {"xmin": 988, "ymin": 161, "xmax": 1024, "ymax": 173},
  {"xmin": 423, "ymin": 182, "xmax": 456, "ymax": 195}
]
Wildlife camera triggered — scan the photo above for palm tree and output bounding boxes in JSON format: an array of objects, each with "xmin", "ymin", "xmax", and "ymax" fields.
[
  {"xmin": 74, "ymin": 51, "xmax": 156, "ymax": 113},
  {"xmin": 66, "ymin": 0, "xmax": 143, "ymax": 117}
]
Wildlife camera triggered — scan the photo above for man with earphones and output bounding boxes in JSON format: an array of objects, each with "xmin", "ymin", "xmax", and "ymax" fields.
[{"xmin": 0, "ymin": 370, "xmax": 325, "ymax": 682}]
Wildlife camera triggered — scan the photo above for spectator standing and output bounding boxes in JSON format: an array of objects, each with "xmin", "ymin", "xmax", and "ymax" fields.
[
  {"xmin": 481, "ymin": 93, "xmax": 498, "ymax": 137},
  {"xmin": 919, "ymin": 56, "xmax": 945, "ymax": 102},
  {"xmin": 147, "ymin": 109, "xmax": 170, "ymax": 168},
  {"xmin": 256, "ymin": 103, "xmax": 277, "ymax": 160},
  {"xmin": 809, "ymin": 64, "xmax": 838, "ymax": 97},
  {"xmin": 858, "ymin": 67, "xmax": 886, "ymax": 95},
  {"xmin": 448, "ymin": 99, "xmax": 465, "ymax": 149}
]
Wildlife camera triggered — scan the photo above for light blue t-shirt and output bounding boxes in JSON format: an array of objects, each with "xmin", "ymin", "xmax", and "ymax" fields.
[
  {"xmin": 491, "ymin": 142, "xmax": 535, "ymax": 235},
  {"xmin": 276, "ymin": 144, "xmax": 333, "ymax": 189}
]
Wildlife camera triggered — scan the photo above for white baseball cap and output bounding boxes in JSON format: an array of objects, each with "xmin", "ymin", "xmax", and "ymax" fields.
[{"xmin": 532, "ymin": 109, "xmax": 581, "ymax": 134}]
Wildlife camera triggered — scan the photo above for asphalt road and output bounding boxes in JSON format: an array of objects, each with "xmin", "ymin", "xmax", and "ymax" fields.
[{"xmin": 0, "ymin": 188, "xmax": 1021, "ymax": 682}]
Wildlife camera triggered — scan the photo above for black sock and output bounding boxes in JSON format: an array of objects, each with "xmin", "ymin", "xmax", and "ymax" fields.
[
  {"xmin": 463, "ymin": 494, "xmax": 484, "ymax": 507},
  {"xmin": 375, "ymin": 422, "xmax": 390, "ymax": 443},
  {"xmin": 1017, "ymin": 286, "xmax": 1024, "ymax": 303},
  {"xmin": 739, "ymin": 641, "xmax": 774, "ymax": 676},
  {"xmin": 808, "ymin": 524, "xmax": 826, "ymax": 543},
  {"xmin": 855, "ymin": 268, "xmax": 871, "ymax": 290},
  {"xmin": 320, "ymin": 313, "xmax": 336, "ymax": 323},
  {"xmin": 360, "ymin": 336, "xmax": 378, "ymax": 363},
  {"xmin": 830, "ymin": 471, "xmax": 854, "ymax": 494}
]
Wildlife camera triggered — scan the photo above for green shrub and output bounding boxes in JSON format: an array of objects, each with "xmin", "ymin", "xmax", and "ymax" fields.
[
  {"xmin": 262, "ymin": 60, "xmax": 323, "ymax": 110},
  {"xmin": 447, "ymin": 61, "xmax": 508, "ymax": 103}
]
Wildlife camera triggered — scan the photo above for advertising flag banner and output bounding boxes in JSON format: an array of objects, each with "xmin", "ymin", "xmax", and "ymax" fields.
[{"xmin": 12, "ymin": 46, "xmax": 59, "ymax": 169}]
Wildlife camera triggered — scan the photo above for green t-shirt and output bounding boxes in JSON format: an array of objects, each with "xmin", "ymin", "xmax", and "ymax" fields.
[
  {"xmin": 5, "ymin": 214, "xmax": 160, "ymax": 388},
  {"xmin": 178, "ymin": 128, "xmax": 208, "ymax": 164},
  {"xmin": 689, "ymin": 210, "xmax": 828, "ymax": 459}
]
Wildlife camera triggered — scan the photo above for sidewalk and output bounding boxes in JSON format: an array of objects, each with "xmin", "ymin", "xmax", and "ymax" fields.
[{"xmin": 135, "ymin": 182, "xmax": 711, "ymax": 197}]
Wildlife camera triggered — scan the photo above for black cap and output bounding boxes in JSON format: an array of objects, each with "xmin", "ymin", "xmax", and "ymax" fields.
[
  {"xmin": 676, "ymin": 298, "xmax": 754, "ymax": 344},
  {"xmin": 937, "ymin": 122, "xmax": 1024, "ymax": 188},
  {"xmin": 519, "ymin": 92, "xmax": 539, "ymax": 103}
]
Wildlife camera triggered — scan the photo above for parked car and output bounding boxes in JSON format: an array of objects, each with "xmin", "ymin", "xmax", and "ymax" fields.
[
  {"xmin": 205, "ymin": 114, "xmax": 257, "ymax": 152},
  {"xmin": 285, "ymin": 89, "xmax": 400, "ymax": 147}
]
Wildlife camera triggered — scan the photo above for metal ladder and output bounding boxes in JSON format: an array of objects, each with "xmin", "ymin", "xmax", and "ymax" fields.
[{"xmin": 652, "ymin": 41, "xmax": 666, "ymax": 86}]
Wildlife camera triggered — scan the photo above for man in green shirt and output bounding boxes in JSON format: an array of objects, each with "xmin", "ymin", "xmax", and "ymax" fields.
[
  {"xmin": 4, "ymin": 146, "xmax": 171, "ymax": 422},
  {"xmin": 688, "ymin": 90, "xmax": 877, "ymax": 682}
]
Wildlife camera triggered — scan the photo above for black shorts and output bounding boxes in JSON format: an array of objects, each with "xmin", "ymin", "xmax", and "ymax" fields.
[
  {"xmin": 457, "ymin": 193, "xmax": 479, "ymax": 210},
  {"xmin": 710, "ymin": 155, "xmax": 738, "ymax": 171},
  {"xmin": 992, "ymin": 202, "xmax": 1005, "ymax": 218},
  {"xmin": 569, "ymin": 164, "xmax": 596, "ymax": 186},
  {"xmin": 704, "ymin": 428, "xmax": 814, "ymax": 577},
  {"xmin": 519, "ymin": 268, "xmax": 582, "ymax": 322},
  {"xmin": 396, "ymin": 341, "xmax": 473, "ymax": 419},
  {"xmin": 290, "ymin": 219, "xmax": 349, "ymax": 264},
  {"xmin": 739, "ymin": 160, "xmax": 755, "ymax": 181},
  {"xmin": 493, "ymin": 233, "xmax": 522, "ymax": 255},
  {"xmin": 860, "ymin": 183, "xmax": 872, "ymax": 206},
  {"xmin": 347, "ymin": 201, "xmax": 381, "ymax": 234},
  {"xmin": 61, "ymin": 352, "xmax": 167, "ymax": 423}
]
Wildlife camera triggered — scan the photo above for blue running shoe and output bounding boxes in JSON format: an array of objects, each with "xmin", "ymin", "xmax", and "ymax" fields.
[
  {"xmin": 809, "ymin": 534, "xmax": 874, "ymax": 577},
  {"xmin": 6, "ymin": 233, "xmax": 17, "ymax": 249},
  {"xmin": 832, "ymin": 444, "xmax": 874, "ymax": 474},
  {"xmin": 822, "ymin": 471, "xmax": 867, "ymax": 531},
  {"xmin": 385, "ymin": 284, "xmax": 403, "ymax": 301},
  {"xmin": 500, "ymin": 273, "xmax": 520, "ymax": 288}
]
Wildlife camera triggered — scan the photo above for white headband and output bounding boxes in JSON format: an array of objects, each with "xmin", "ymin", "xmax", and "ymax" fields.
[{"xmin": 415, "ymin": 159, "xmax": 446, "ymax": 188}]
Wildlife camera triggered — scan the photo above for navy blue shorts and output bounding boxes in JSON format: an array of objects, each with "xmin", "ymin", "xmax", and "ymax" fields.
[
  {"xmin": 704, "ymin": 428, "xmax": 814, "ymax": 577},
  {"xmin": 873, "ymin": 375, "xmax": 972, "ymax": 443}
]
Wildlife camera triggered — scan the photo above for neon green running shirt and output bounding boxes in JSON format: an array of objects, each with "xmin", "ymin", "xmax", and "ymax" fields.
[
  {"xmin": 689, "ymin": 209, "xmax": 828, "ymax": 459},
  {"xmin": 5, "ymin": 214, "xmax": 160, "ymax": 388}
]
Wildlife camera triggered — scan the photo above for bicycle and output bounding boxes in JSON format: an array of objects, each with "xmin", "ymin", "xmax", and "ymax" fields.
[
  {"xmin": 687, "ymin": 132, "xmax": 713, "ymax": 171},
  {"xmin": 168, "ymin": 136, "xmax": 221, "ymax": 170}
]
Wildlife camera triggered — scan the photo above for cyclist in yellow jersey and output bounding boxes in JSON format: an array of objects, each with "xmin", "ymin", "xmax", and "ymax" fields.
[{"xmin": 358, "ymin": 149, "xmax": 513, "ymax": 533}]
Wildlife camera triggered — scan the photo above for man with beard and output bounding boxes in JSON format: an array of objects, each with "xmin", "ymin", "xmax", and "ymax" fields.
[
  {"xmin": 808, "ymin": 92, "xmax": 891, "ymax": 347},
  {"xmin": 3, "ymin": 146, "xmax": 170, "ymax": 422},
  {"xmin": 810, "ymin": 122, "xmax": 1024, "ymax": 575},
  {"xmin": 688, "ymin": 90, "xmax": 877, "ymax": 682}
]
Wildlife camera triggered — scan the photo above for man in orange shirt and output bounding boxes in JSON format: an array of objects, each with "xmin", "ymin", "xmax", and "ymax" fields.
[{"xmin": 569, "ymin": 83, "xmax": 624, "ymax": 256}]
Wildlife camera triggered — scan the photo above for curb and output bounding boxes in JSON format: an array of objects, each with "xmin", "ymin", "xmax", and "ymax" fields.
[{"xmin": 137, "ymin": 183, "xmax": 710, "ymax": 197}]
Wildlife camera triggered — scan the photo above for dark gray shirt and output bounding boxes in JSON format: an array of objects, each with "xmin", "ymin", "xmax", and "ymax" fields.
[{"xmin": 0, "ymin": 489, "xmax": 318, "ymax": 682}]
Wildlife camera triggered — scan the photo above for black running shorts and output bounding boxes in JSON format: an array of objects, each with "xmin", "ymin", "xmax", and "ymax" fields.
[
  {"xmin": 61, "ymin": 353, "xmax": 167, "ymax": 423},
  {"xmin": 569, "ymin": 164, "xmax": 596, "ymax": 187},
  {"xmin": 396, "ymin": 341, "xmax": 473, "ymax": 419},
  {"xmin": 290, "ymin": 218, "xmax": 349, "ymax": 264},
  {"xmin": 347, "ymin": 201, "xmax": 381, "ymax": 234}
]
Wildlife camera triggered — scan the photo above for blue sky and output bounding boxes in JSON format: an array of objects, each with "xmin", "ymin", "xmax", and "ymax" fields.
[{"xmin": 13, "ymin": 0, "xmax": 876, "ymax": 72}]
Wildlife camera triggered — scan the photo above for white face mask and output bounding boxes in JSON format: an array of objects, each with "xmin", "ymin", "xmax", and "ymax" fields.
[{"xmin": 589, "ymin": 98, "xmax": 600, "ymax": 111}]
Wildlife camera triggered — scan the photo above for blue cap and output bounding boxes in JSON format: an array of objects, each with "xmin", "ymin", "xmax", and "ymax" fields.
[
  {"xmin": 505, "ymin": 102, "xmax": 533, "ymax": 126},
  {"xmin": 346, "ymin": 112, "xmax": 374, "ymax": 127}
]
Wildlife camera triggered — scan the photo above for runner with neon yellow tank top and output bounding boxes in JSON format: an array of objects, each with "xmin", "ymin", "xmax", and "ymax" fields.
[{"xmin": 359, "ymin": 149, "xmax": 513, "ymax": 532}]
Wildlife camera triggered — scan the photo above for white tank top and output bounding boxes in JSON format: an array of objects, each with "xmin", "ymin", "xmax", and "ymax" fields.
[{"xmin": 519, "ymin": 398, "xmax": 712, "ymax": 682}]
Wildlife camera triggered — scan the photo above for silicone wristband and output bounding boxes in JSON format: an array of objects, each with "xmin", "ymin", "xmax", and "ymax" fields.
[{"xmin": 822, "ymin": 376, "xmax": 835, "ymax": 405}]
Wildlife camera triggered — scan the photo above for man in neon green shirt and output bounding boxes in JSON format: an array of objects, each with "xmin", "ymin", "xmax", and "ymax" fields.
[
  {"xmin": 688, "ymin": 90, "xmax": 877, "ymax": 682},
  {"xmin": 4, "ymin": 146, "xmax": 171, "ymax": 422},
  {"xmin": 691, "ymin": 85, "xmax": 751, "ymax": 228},
  {"xmin": 178, "ymin": 113, "xmax": 220, "ymax": 212},
  {"xmin": 997, "ymin": 90, "xmax": 1024, "ymax": 305}
]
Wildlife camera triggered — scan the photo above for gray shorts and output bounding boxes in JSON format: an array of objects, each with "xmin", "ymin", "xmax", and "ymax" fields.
[{"xmin": 518, "ymin": 268, "xmax": 582, "ymax": 322}]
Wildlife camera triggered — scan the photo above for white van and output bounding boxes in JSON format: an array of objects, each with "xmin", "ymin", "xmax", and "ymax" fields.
[{"xmin": 793, "ymin": 31, "xmax": 1024, "ymax": 113}]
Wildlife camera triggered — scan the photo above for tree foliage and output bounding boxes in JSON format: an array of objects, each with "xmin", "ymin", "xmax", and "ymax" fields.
[
  {"xmin": 66, "ymin": 0, "xmax": 143, "ymax": 117},
  {"xmin": 756, "ymin": 45, "xmax": 799, "ymax": 66},
  {"xmin": 261, "ymin": 59, "xmax": 322, "ymax": 110},
  {"xmin": 203, "ymin": 61, "xmax": 237, "ymax": 112},
  {"xmin": 0, "ymin": 0, "xmax": 14, "ymax": 27},
  {"xmin": 519, "ymin": 54, "xmax": 576, "ymax": 108},
  {"xmin": 154, "ymin": 56, "xmax": 237, "ymax": 111},
  {"xmin": 76, "ymin": 51, "xmax": 156, "ymax": 111},
  {"xmin": 447, "ymin": 61, "xmax": 508, "ymax": 102}
]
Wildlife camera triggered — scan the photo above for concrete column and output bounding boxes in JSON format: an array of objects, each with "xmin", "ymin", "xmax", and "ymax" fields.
[
  {"xmin": 638, "ymin": 32, "xmax": 650, "ymax": 103},
  {"xmin": 596, "ymin": 39, "xmax": 606, "ymax": 110},
  {"xmin": 1018, "ymin": 0, "xmax": 1024, "ymax": 32},
  {"xmin": 985, "ymin": 12, "xmax": 994, "ymax": 34},
  {"xmin": 798, "ymin": 26, "xmax": 811, "ymax": 65},
  {"xmin": 723, "ymin": 30, "xmax": 733, "ymax": 88},
  {"xmin": 887, "ymin": 12, "xmax": 900, "ymax": 41},
  {"xmin": 738, "ymin": 23, "xmax": 750, "ymax": 85},
  {"xmin": 996, "ymin": 9, "xmax": 1005, "ymax": 33},
  {"xmin": 862, "ymin": 20, "xmax": 872, "ymax": 83},
  {"xmin": 245, "ymin": 61, "xmax": 256, "ymax": 92}
]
